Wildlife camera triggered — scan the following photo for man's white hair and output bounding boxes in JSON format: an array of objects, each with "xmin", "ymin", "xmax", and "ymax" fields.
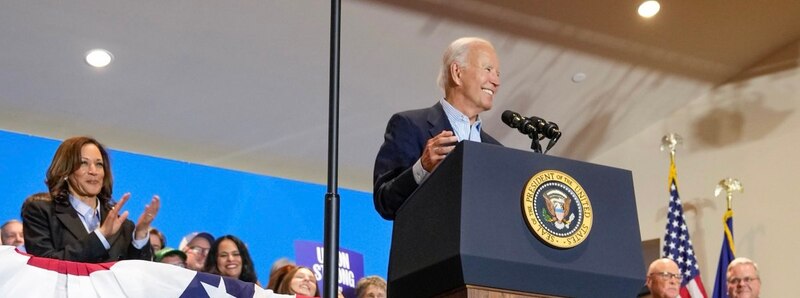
[
  {"xmin": 727, "ymin": 257, "xmax": 759, "ymax": 276},
  {"xmin": 437, "ymin": 37, "xmax": 493, "ymax": 90}
]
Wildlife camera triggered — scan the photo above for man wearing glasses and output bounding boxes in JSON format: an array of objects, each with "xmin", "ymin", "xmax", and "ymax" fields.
[
  {"xmin": 645, "ymin": 258, "xmax": 681, "ymax": 298},
  {"xmin": 178, "ymin": 231, "xmax": 214, "ymax": 271},
  {"xmin": 727, "ymin": 257, "xmax": 761, "ymax": 298}
]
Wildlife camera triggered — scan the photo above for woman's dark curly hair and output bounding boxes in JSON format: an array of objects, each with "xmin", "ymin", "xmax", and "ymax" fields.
[
  {"xmin": 45, "ymin": 136, "xmax": 114, "ymax": 210},
  {"xmin": 204, "ymin": 235, "xmax": 259, "ymax": 283}
]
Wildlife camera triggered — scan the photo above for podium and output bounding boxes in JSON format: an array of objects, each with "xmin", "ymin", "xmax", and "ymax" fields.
[{"xmin": 388, "ymin": 141, "xmax": 645, "ymax": 297}]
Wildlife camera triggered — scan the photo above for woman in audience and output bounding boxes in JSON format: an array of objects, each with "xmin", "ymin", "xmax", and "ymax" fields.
[
  {"xmin": 267, "ymin": 264, "xmax": 297, "ymax": 291},
  {"xmin": 22, "ymin": 136, "xmax": 160, "ymax": 262},
  {"xmin": 204, "ymin": 235, "xmax": 259, "ymax": 284},
  {"xmin": 276, "ymin": 266, "xmax": 319, "ymax": 297}
]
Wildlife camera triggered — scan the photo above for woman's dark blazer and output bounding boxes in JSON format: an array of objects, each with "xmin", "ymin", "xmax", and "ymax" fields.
[{"xmin": 22, "ymin": 199, "xmax": 151, "ymax": 262}]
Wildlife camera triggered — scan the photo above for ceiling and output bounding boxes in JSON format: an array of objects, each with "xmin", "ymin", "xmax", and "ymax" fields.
[{"xmin": 1, "ymin": 0, "xmax": 798, "ymax": 192}]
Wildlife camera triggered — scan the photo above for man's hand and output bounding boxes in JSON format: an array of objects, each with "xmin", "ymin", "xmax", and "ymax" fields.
[{"xmin": 421, "ymin": 130, "xmax": 459, "ymax": 172}]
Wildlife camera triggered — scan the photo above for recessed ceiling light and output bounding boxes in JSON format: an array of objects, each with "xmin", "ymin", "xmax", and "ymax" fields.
[
  {"xmin": 638, "ymin": 0, "xmax": 661, "ymax": 18},
  {"xmin": 572, "ymin": 72, "xmax": 587, "ymax": 83},
  {"xmin": 85, "ymin": 49, "xmax": 113, "ymax": 68}
]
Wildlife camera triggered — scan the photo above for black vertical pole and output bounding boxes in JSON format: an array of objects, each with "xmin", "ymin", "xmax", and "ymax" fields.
[{"xmin": 324, "ymin": 0, "xmax": 341, "ymax": 298}]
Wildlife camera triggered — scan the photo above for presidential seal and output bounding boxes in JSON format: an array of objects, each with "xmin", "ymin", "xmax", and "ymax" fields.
[{"xmin": 521, "ymin": 170, "xmax": 593, "ymax": 248}]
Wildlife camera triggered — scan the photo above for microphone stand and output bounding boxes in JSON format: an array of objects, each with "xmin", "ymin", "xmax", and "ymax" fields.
[{"xmin": 529, "ymin": 132, "xmax": 542, "ymax": 153}]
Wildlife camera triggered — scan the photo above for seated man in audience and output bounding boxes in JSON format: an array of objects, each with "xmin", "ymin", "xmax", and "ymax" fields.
[
  {"xmin": 356, "ymin": 275, "xmax": 387, "ymax": 298},
  {"xmin": 155, "ymin": 247, "xmax": 187, "ymax": 267},
  {"xmin": 1, "ymin": 219, "xmax": 24, "ymax": 249},
  {"xmin": 178, "ymin": 231, "xmax": 214, "ymax": 271},
  {"xmin": 727, "ymin": 257, "xmax": 761, "ymax": 298},
  {"xmin": 645, "ymin": 258, "xmax": 681, "ymax": 298}
]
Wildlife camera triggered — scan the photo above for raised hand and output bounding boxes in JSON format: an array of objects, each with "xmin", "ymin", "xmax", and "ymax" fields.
[
  {"xmin": 421, "ymin": 130, "xmax": 459, "ymax": 172},
  {"xmin": 134, "ymin": 195, "xmax": 161, "ymax": 240},
  {"xmin": 99, "ymin": 193, "xmax": 131, "ymax": 239}
]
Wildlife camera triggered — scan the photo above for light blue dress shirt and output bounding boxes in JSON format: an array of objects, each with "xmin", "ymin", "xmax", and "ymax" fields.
[
  {"xmin": 69, "ymin": 195, "xmax": 149, "ymax": 250},
  {"xmin": 412, "ymin": 98, "xmax": 484, "ymax": 184}
]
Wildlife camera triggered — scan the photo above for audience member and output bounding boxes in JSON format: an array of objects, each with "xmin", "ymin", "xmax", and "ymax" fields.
[
  {"xmin": 727, "ymin": 257, "xmax": 761, "ymax": 298},
  {"xmin": 149, "ymin": 227, "xmax": 166, "ymax": 252},
  {"xmin": 645, "ymin": 258, "xmax": 681, "ymax": 298},
  {"xmin": 179, "ymin": 231, "xmax": 214, "ymax": 271},
  {"xmin": 204, "ymin": 235, "xmax": 259, "ymax": 284},
  {"xmin": 276, "ymin": 266, "xmax": 319, "ymax": 297},
  {"xmin": 22, "ymin": 136, "xmax": 160, "ymax": 262},
  {"xmin": 373, "ymin": 37, "xmax": 502, "ymax": 220},
  {"xmin": 155, "ymin": 247, "xmax": 187, "ymax": 268},
  {"xmin": 356, "ymin": 275, "xmax": 387, "ymax": 298},
  {"xmin": 267, "ymin": 263, "xmax": 297, "ymax": 291},
  {"xmin": 1, "ymin": 219, "xmax": 24, "ymax": 248},
  {"xmin": 270, "ymin": 257, "xmax": 295, "ymax": 275}
]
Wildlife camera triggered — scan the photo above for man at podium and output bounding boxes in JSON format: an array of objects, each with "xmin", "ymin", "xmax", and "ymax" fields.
[{"xmin": 373, "ymin": 37, "xmax": 502, "ymax": 220}]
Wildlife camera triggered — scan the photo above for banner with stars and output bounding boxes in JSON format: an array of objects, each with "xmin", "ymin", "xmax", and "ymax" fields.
[{"xmin": 0, "ymin": 246, "xmax": 296, "ymax": 298}]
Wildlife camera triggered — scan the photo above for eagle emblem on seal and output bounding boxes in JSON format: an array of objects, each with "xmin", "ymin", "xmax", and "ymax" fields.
[{"xmin": 542, "ymin": 189, "xmax": 575, "ymax": 230}]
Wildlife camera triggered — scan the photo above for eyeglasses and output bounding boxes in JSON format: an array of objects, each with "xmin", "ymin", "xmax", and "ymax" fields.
[
  {"xmin": 650, "ymin": 272, "xmax": 684, "ymax": 281},
  {"xmin": 728, "ymin": 276, "xmax": 759, "ymax": 284},
  {"xmin": 188, "ymin": 246, "xmax": 210, "ymax": 255}
]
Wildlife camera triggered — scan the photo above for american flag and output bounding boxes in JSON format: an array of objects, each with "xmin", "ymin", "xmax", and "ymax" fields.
[{"xmin": 663, "ymin": 159, "xmax": 708, "ymax": 298}]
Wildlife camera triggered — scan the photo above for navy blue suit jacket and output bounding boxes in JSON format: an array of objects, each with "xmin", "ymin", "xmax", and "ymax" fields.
[{"xmin": 373, "ymin": 102, "xmax": 501, "ymax": 220}]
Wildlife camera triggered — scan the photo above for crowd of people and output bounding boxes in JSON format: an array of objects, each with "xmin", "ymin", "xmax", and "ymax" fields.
[
  {"xmin": 1, "ymin": 135, "xmax": 385, "ymax": 298},
  {"xmin": 1, "ymin": 36, "xmax": 764, "ymax": 297},
  {"xmin": 645, "ymin": 257, "xmax": 761, "ymax": 298}
]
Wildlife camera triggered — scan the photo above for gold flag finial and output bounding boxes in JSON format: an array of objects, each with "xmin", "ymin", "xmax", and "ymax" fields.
[
  {"xmin": 714, "ymin": 178, "xmax": 743, "ymax": 210},
  {"xmin": 660, "ymin": 133, "xmax": 683, "ymax": 162}
]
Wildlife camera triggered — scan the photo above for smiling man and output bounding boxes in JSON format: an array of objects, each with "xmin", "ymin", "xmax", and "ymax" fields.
[
  {"xmin": 1, "ymin": 220, "xmax": 24, "ymax": 247},
  {"xmin": 727, "ymin": 257, "xmax": 761, "ymax": 298},
  {"xmin": 373, "ymin": 37, "xmax": 502, "ymax": 220}
]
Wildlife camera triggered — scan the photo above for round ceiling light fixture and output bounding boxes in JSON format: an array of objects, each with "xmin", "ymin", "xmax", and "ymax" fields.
[
  {"xmin": 85, "ymin": 49, "xmax": 114, "ymax": 68},
  {"xmin": 638, "ymin": 0, "xmax": 661, "ymax": 18}
]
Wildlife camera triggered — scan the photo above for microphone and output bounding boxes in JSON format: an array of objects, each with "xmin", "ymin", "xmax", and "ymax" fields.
[
  {"xmin": 528, "ymin": 116, "xmax": 561, "ymax": 140},
  {"xmin": 501, "ymin": 110, "xmax": 563, "ymax": 153},
  {"xmin": 501, "ymin": 110, "xmax": 536, "ymax": 135}
]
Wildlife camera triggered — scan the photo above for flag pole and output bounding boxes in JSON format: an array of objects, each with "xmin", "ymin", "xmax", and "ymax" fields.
[
  {"xmin": 323, "ymin": 0, "xmax": 342, "ymax": 297},
  {"xmin": 660, "ymin": 133, "xmax": 708, "ymax": 297},
  {"xmin": 711, "ymin": 178, "xmax": 742, "ymax": 298}
]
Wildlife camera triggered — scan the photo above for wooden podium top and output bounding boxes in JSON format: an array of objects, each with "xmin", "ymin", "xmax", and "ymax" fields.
[{"xmin": 437, "ymin": 285, "xmax": 563, "ymax": 298}]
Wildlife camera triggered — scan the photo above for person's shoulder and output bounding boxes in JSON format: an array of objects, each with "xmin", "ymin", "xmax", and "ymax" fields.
[
  {"xmin": 21, "ymin": 197, "xmax": 56, "ymax": 219},
  {"xmin": 395, "ymin": 104, "xmax": 438, "ymax": 116},
  {"xmin": 391, "ymin": 104, "xmax": 441, "ymax": 123},
  {"xmin": 25, "ymin": 198, "xmax": 55, "ymax": 210}
]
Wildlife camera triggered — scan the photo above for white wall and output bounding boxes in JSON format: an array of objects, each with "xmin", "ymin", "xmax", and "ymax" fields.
[{"xmin": 591, "ymin": 44, "xmax": 800, "ymax": 296}]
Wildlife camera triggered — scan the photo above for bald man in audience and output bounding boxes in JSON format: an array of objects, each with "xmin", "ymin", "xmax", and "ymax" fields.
[
  {"xmin": 645, "ymin": 258, "xmax": 681, "ymax": 298},
  {"xmin": 1, "ymin": 219, "xmax": 24, "ymax": 248},
  {"xmin": 727, "ymin": 257, "xmax": 761, "ymax": 298}
]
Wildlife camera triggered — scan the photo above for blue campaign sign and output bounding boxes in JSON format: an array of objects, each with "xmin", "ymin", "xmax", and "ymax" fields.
[{"xmin": 294, "ymin": 240, "xmax": 364, "ymax": 298}]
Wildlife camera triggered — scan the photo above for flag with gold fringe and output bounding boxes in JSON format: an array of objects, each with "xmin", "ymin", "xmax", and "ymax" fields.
[{"xmin": 663, "ymin": 157, "xmax": 707, "ymax": 297}]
